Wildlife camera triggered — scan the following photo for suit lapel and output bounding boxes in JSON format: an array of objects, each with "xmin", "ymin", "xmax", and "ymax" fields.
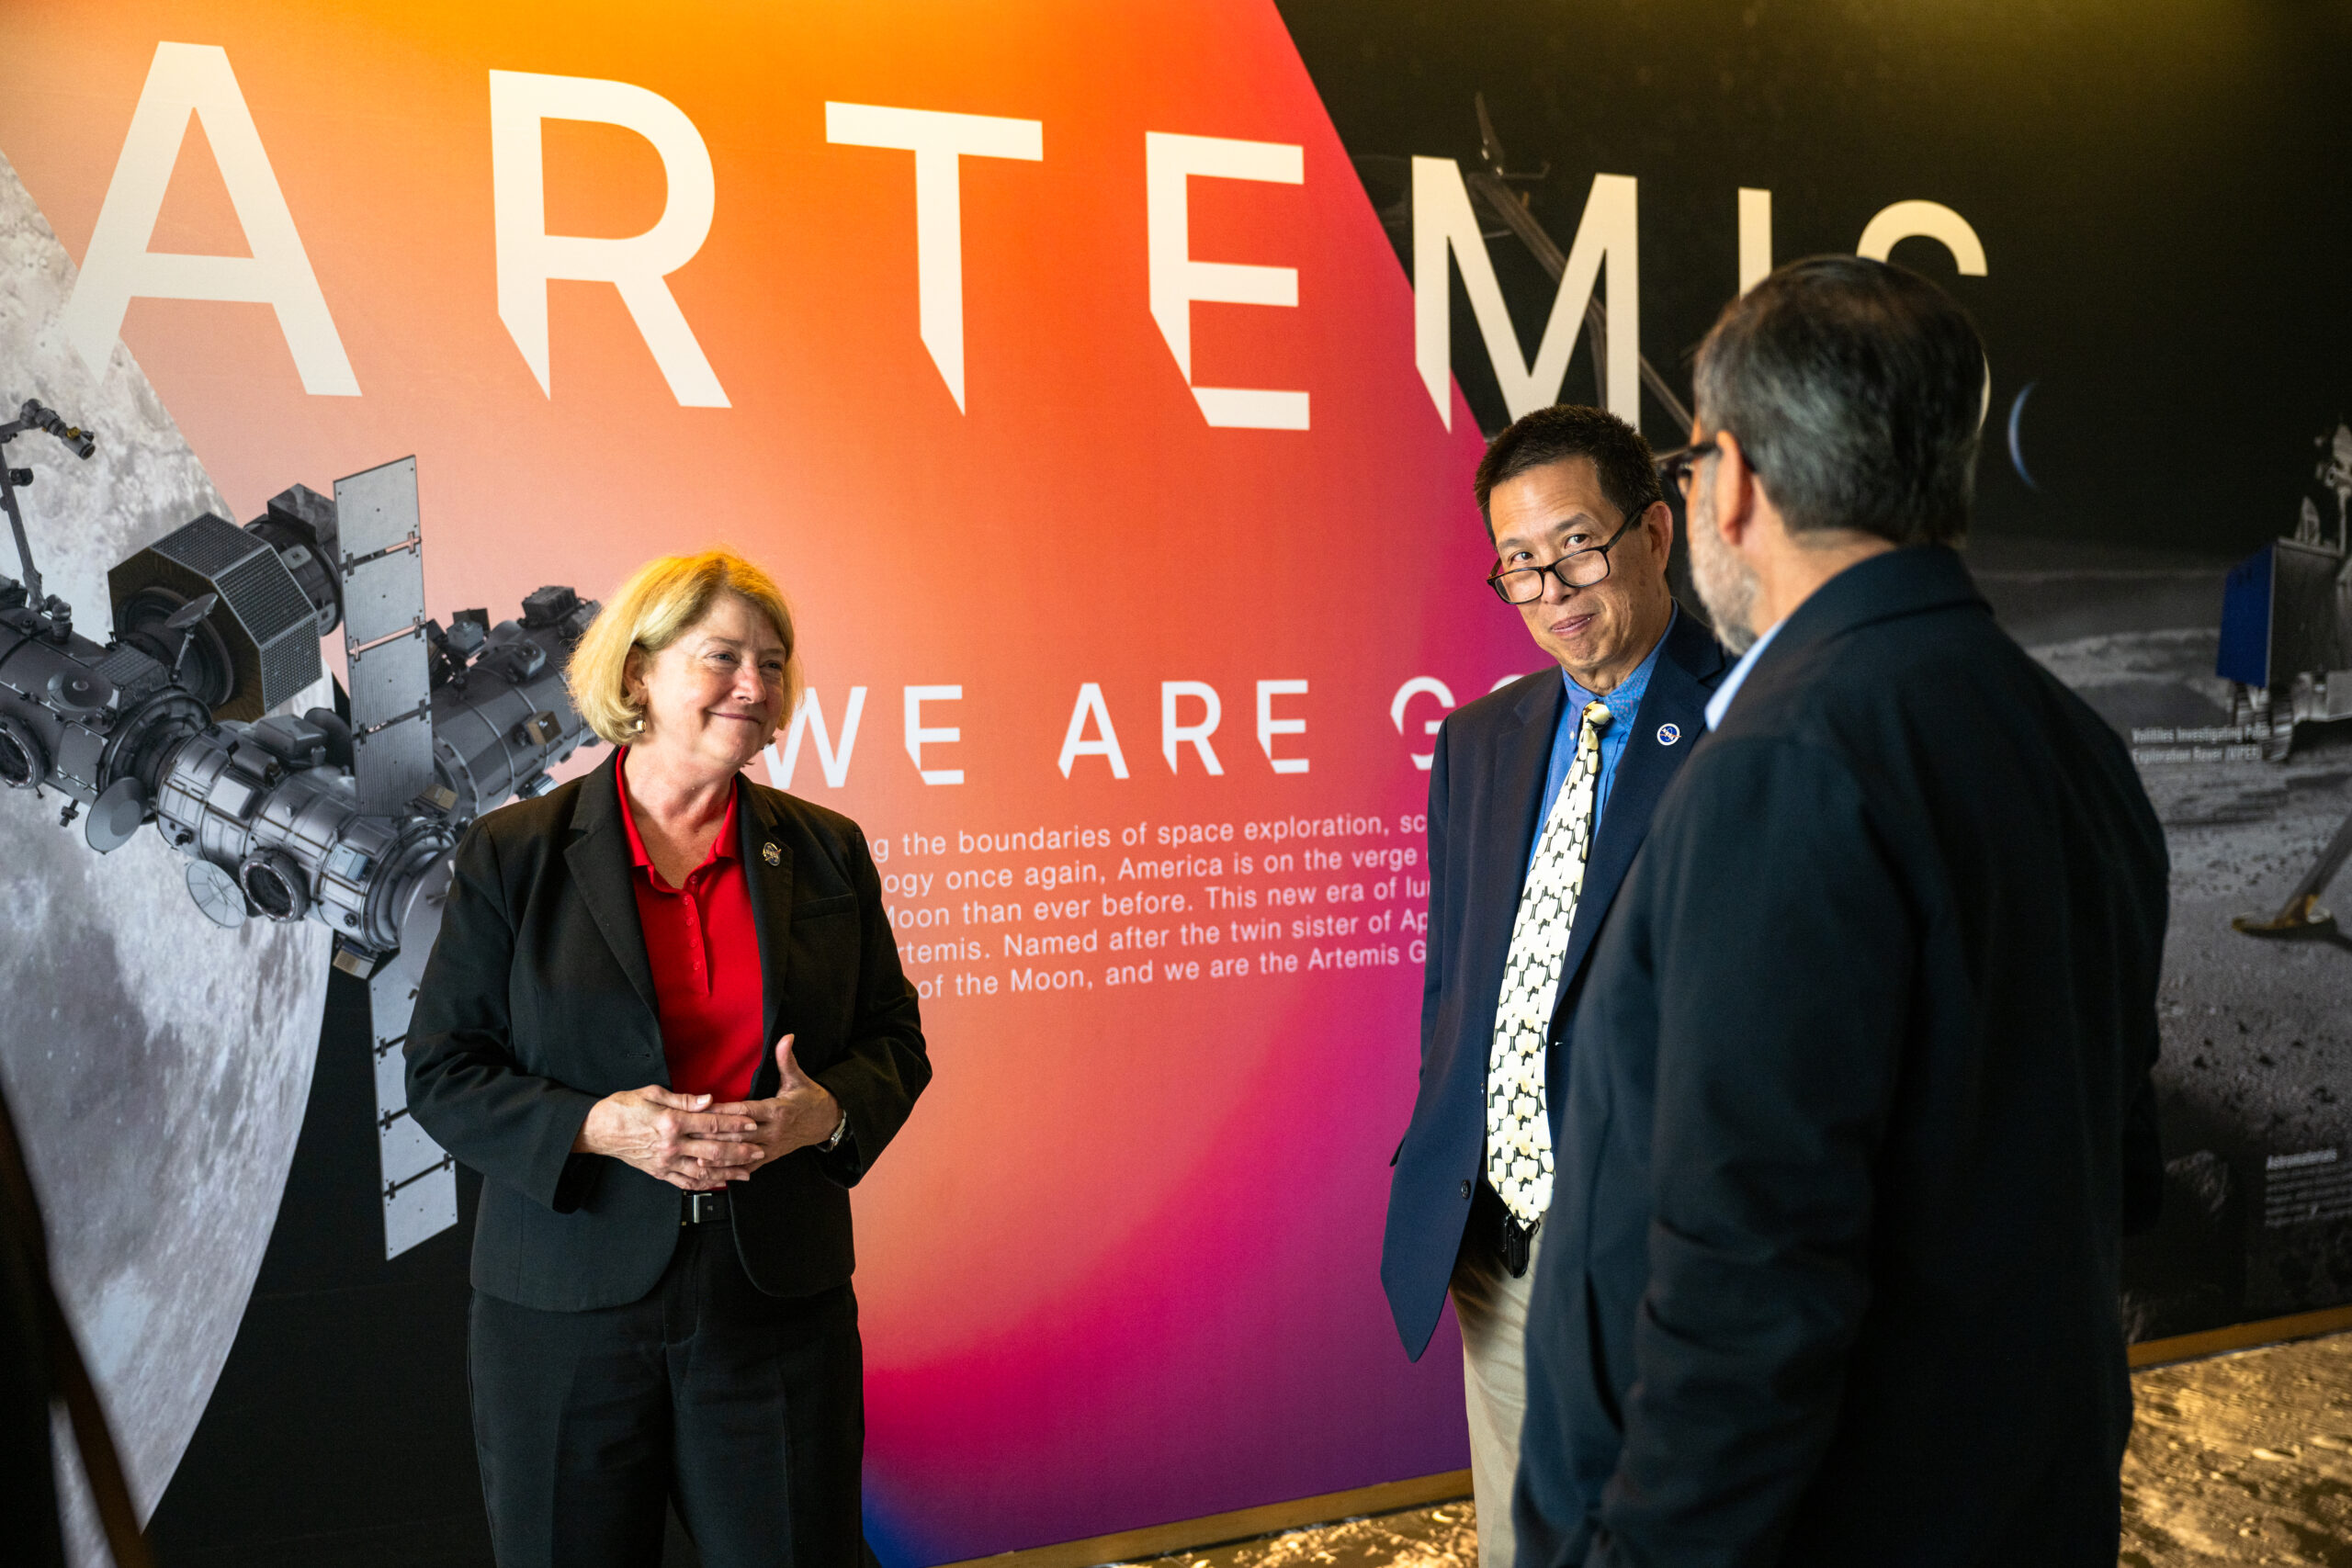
[
  {"xmin": 1732, "ymin": 547, "xmax": 1985, "ymax": 709},
  {"xmin": 1550, "ymin": 614, "xmax": 1729, "ymax": 1025},
  {"xmin": 1465, "ymin": 674, "xmax": 1566, "ymax": 1010},
  {"xmin": 738, "ymin": 779, "xmax": 795, "ymax": 1099},
  {"xmin": 1501, "ymin": 674, "xmax": 1566, "ymax": 877},
  {"xmin": 563, "ymin": 750, "xmax": 663, "ymax": 1057}
]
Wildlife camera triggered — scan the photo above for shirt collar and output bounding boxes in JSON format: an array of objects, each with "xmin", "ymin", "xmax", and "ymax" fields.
[
  {"xmin": 1562, "ymin": 604, "xmax": 1677, "ymax": 721},
  {"xmin": 615, "ymin": 745, "xmax": 741, "ymax": 879},
  {"xmin": 1704, "ymin": 616, "xmax": 1787, "ymax": 730}
]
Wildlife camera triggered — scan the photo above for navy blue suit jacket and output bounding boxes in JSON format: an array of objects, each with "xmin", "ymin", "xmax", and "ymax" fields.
[
  {"xmin": 1514, "ymin": 547, "xmax": 2168, "ymax": 1568},
  {"xmin": 1379, "ymin": 609, "xmax": 1729, "ymax": 1359}
]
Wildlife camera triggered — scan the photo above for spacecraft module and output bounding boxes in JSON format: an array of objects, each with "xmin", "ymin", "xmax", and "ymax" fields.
[{"xmin": 0, "ymin": 400, "xmax": 603, "ymax": 1255}]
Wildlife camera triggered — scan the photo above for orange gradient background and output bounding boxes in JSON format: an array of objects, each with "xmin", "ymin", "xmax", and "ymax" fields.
[{"xmin": 0, "ymin": 3, "xmax": 1537, "ymax": 1558}]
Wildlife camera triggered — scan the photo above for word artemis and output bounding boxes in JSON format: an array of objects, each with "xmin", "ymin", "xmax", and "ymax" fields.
[{"xmin": 65, "ymin": 44, "xmax": 1986, "ymax": 431}]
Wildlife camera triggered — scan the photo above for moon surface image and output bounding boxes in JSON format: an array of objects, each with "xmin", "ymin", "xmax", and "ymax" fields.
[
  {"xmin": 1970, "ymin": 532, "xmax": 2352, "ymax": 1337},
  {"xmin": 0, "ymin": 150, "xmax": 329, "ymax": 1563}
]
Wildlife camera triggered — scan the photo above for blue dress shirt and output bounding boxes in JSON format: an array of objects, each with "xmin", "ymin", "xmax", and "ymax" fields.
[
  {"xmin": 1526, "ymin": 609, "xmax": 1676, "ymax": 874},
  {"xmin": 1703, "ymin": 616, "xmax": 1786, "ymax": 730}
]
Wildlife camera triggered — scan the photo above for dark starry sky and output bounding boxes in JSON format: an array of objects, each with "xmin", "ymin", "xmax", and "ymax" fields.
[{"xmin": 1274, "ymin": 0, "xmax": 2352, "ymax": 555}]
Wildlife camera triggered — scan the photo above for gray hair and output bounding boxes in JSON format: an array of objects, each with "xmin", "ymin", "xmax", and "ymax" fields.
[{"xmin": 1692, "ymin": 255, "xmax": 1984, "ymax": 547}]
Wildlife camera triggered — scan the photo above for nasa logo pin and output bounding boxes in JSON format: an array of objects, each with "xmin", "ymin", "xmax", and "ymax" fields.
[
  {"xmin": 1657, "ymin": 723, "xmax": 1682, "ymax": 746},
  {"xmin": 763, "ymin": 841, "xmax": 781, "ymax": 866}
]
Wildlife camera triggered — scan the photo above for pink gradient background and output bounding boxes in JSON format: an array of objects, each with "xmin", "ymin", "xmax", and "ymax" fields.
[{"xmin": 0, "ymin": 2, "xmax": 1542, "ymax": 1559}]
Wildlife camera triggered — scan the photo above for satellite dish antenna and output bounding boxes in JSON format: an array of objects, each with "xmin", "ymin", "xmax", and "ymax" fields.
[
  {"xmin": 85, "ymin": 777, "xmax": 147, "ymax": 855},
  {"xmin": 164, "ymin": 591, "xmax": 220, "ymax": 687},
  {"xmin": 186, "ymin": 859, "xmax": 248, "ymax": 929}
]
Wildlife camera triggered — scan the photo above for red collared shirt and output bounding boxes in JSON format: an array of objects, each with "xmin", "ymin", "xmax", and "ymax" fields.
[{"xmin": 615, "ymin": 750, "xmax": 765, "ymax": 1100}]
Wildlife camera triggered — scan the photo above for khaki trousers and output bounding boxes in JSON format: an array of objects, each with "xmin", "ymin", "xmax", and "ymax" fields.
[{"xmin": 1451, "ymin": 1219, "xmax": 1544, "ymax": 1568}]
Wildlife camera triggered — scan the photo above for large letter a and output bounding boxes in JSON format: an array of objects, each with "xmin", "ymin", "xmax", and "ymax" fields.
[{"xmin": 62, "ymin": 42, "xmax": 358, "ymax": 395}]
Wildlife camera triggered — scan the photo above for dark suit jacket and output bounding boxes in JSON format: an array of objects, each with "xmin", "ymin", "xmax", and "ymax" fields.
[
  {"xmin": 1515, "ymin": 547, "xmax": 2168, "ymax": 1568},
  {"xmin": 1380, "ymin": 610, "xmax": 1730, "ymax": 1359},
  {"xmin": 405, "ymin": 750, "xmax": 930, "ymax": 1313}
]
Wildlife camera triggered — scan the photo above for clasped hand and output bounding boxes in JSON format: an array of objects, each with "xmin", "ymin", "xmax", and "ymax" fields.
[{"xmin": 572, "ymin": 1034, "xmax": 842, "ymax": 1192}]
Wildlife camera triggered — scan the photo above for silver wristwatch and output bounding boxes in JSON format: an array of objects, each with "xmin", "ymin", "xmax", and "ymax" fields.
[{"xmin": 820, "ymin": 1111, "xmax": 850, "ymax": 1152}]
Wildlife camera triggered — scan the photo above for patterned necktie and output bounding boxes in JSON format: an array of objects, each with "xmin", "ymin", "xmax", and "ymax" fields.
[{"xmin": 1487, "ymin": 700, "xmax": 1612, "ymax": 1231}]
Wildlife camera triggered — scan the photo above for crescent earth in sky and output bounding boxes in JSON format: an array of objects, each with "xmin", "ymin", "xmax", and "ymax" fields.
[{"xmin": 2008, "ymin": 379, "xmax": 2040, "ymax": 491}]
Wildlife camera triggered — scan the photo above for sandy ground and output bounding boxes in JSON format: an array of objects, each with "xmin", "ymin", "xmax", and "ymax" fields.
[
  {"xmin": 1124, "ymin": 1501, "xmax": 1478, "ymax": 1568},
  {"xmin": 1127, "ymin": 1333, "xmax": 2352, "ymax": 1568},
  {"xmin": 2123, "ymin": 1334, "xmax": 2352, "ymax": 1567},
  {"xmin": 1120, "ymin": 1499, "xmax": 1476, "ymax": 1568}
]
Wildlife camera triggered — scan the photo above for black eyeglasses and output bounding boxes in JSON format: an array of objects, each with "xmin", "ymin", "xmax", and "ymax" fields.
[
  {"xmin": 1486, "ymin": 504, "xmax": 1648, "ymax": 605},
  {"xmin": 1654, "ymin": 440, "xmax": 1722, "ymax": 501}
]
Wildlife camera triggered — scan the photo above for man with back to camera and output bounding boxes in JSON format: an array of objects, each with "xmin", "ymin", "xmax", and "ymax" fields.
[
  {"xmin": 1379, "ymin": 404, "xmax": 1730, "ymax": 1568},
  {"xmin": 1511, "ymin": 256, "xmax": 2170, "ymax": 1568}
]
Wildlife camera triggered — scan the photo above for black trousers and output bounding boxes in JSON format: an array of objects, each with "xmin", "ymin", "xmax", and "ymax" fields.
[{"xmin": 469, "ymin": 1225, "xmax": 864, "ymax": 1568}]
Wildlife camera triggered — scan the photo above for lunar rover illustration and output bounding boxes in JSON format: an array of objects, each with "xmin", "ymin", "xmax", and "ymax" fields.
[{"xmin": 2221, "ymin": 421, "xmax": 2352, "ymax": 939}]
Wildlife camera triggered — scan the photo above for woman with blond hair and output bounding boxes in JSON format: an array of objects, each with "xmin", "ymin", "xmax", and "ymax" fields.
[{"xmin": 406, "ymin": 548, "xmax": 928, "ymax": 1568}]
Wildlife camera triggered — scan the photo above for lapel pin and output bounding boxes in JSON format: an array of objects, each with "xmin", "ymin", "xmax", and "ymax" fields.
[
  {"xmin": 1657, "ymin": 723, "xmax": 1681, "ymax": 746},
  {"xmin": 763, "ymin": 840, "xmax": 781, "ymax": 865}
]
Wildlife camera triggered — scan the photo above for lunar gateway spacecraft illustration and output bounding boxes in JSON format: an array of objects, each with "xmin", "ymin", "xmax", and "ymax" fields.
[{"xmin": 0, "ymin": 397, "xmax": 603, "ymax": 1256}]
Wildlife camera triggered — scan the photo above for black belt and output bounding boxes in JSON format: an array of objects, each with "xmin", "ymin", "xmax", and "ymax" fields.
[
  {"xmin": 681, "ymin": 1189, "xmax": 732, "ymax": 1226},
  {"xmin": 1473, "ymin": 1177, "xmax": 1540, "ymax": 1279}
]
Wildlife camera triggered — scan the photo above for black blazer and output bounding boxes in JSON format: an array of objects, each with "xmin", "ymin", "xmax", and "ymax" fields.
[
  {"xmin": 1514, "ymin": 547, "xmax": 2168, "ymax": 1568},
  {"xmin": 405, "ymin": 750, "xmax": 930, "ymax": 1313},
  {"xmin": 1380, "ymin": 611, "xmax": 1729, "ymax": 1359}
]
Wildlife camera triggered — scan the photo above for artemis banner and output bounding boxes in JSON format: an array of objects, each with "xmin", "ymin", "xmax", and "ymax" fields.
[
  {"xmin": 3, "ymin": 1, "xmax": 2347, "ymax": 1564},
  {"xmin": 0, "ymin": 2, "xmax": 1518, "ymax": 1561}
]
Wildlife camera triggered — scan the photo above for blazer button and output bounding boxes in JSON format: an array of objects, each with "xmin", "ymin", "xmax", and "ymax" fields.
[{"xmin": 1459, "ymin": 1179, "xmax": 1473, "ymax": 1200}]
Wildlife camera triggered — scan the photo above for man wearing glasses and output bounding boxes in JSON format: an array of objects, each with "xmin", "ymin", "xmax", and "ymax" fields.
[
  {"xmin": 1381, "ymin": 404, "xmax": 1731, "ymax": 1568},
  {"xmin": 1512, "ymin": 259, "xmax": 2168, "ymax": 1568}
]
